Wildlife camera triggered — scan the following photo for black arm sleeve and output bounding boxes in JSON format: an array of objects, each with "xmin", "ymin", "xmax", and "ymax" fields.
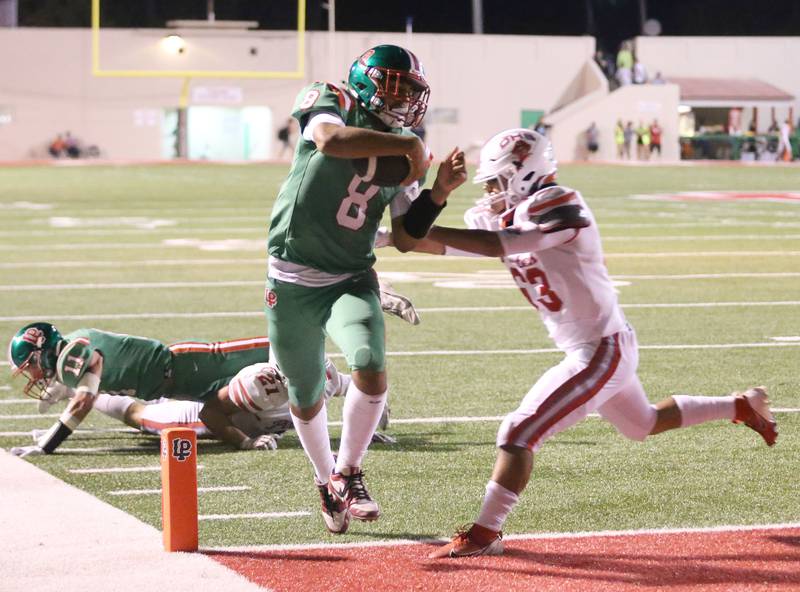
[
  {"xmin": 38, "ymin": 421, "xmax": 73, "ymax": 454},
  {"xmin": 402, "ymin": 189, "xmax": 447, "ymax": 239}
]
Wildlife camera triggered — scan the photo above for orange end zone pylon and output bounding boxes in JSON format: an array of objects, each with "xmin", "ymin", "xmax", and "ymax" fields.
[{"xmin": 160, "ymin": 427, "xmax": 198, "ymax": 552}]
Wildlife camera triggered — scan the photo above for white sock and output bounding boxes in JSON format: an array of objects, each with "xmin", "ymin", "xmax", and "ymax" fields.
[
  {"xmin": 475, "ymin": 480, "xmax": 519, "ymax": 532},
  {"xmin": 335, "ymin": 383, "xmax": 387, "ymax": 472},
  {"xmin": 93, "ymin": 394, "xmax": 135, "ymax": 422},
  {"xmin": 673, "ymin": 395, "xmax": 737, "ymax": 427},
  {"xmin": 290, "ymin": 403, "xmax": 335, "ymax": 483}
]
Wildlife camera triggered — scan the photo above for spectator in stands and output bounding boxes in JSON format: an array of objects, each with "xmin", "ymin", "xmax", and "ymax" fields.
[
  {"xmin": 48, "ymin": 134, "xmax": 66, "ymax": 158},
  {"xmin": 585, "ymin": 122, "xmax": 599, "ymax": 160},
  {"xmin": 64, "ymin": 132, "xmax": 80, "ymax": 158},
  {"xmin": 768, "ymin": 119, "xmax": 780, "ymax": 133},
  {"xmin": 649, "ymin": 119, "xmax": 663, "ymax": 159},
  {"xmin": 651, "ymin": 71, "xmax": 666, "ymax": 85},
  {"xmin": 615, "ymin": 41, "xmax": 633, "ymax": 87},
  {"xmin": 633, "ymin": 59, "xmax": 648, "ymax": 85},
  {"xmin": 636, "ymin": 121, "xmax": 651, "ymax": 160},
  {"xmin": 778, "ymin": 119, "xmax": 793, "ymax": 161},
  {"xmin": 623, "ymin": 121, "xmax": 635, "ymax": 159},
  {"xmin": 615, "ymin": 120, "xmax": 625, "ymax": 159}
]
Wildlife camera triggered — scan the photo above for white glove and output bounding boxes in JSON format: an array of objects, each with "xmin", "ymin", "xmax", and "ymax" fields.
[
  {"xmin": 10, "ymin": 445, "xmax": 44, "ymax": 458},
  {"xmin": 370, "ymin": 431, "xmax": 397, "ymax": 445},
  {"xmin": 374, "ymin": 226, "xmax": 392, "ymax": 249},
  {"xmin": 240, "ymin": 434, "xmax": 278, "ymax": 451},
  {"xmin": 38, "ymin": 383, "xmax": 75, "ymax": 414}
]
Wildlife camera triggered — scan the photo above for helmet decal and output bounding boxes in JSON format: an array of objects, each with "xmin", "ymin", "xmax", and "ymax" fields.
[{"xmin": 20, "ymin": 326, "xmax": 46, "ymax": 348}]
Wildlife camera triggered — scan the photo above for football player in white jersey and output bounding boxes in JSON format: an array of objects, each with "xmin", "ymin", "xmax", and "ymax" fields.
[
  {"xmin": 27, "ymin": 359, "xmax": 393, "ymax": 452},
  {"xmin": 412, "ymin": 129, "xmax": 777, "ymax": 558}
]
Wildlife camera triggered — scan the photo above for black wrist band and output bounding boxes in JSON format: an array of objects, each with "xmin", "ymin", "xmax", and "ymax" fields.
[
  {"xmin": 40, "ymin": 421, "xmax": 73, "ymax": 454},
  {"xmin": 403, "ymin": 189, "xmax": 447, "ymax": 239}
]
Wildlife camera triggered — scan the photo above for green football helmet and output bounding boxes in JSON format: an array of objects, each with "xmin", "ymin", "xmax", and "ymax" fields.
[
  {"xmin": 7, "ymin": 322, "xmax": 65, "ymax": 398},
  {"xmin": 347, "ymin": 44, "xmax": 430, "ymax": 129}
]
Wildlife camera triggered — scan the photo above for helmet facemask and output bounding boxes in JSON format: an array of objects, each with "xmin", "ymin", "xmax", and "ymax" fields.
[
  {"xmin": 10, "ymin": 350, "xmax": 55, "ymax": 400},
  {"xmin": 371, "ymin": 70, "xmax": 429, "ymax": 128}
]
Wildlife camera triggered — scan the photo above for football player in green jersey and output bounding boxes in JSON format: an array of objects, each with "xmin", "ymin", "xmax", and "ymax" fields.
[
  {"xmin": 7, "ymin": 322, "xmax": 271, "ymax": 456},
  {"xmin": 266, "ymin": 44, "xmax": 466, "ymax": 533}
]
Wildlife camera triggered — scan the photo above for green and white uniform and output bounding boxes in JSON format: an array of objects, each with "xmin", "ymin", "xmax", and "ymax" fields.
[
  {"xmin": 266, "ymin": 82, "xmax": 417, "ymax": 406},
  {"xmin": 56, "ymin": 329, "xmax": 270, "ymax": 401}
]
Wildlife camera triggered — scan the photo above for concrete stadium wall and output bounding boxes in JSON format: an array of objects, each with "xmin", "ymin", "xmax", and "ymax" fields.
[
  {"xmin": 545, "ymin": 82, "xmax": 680, "ymax": 162},
  {"xmin": 0, "ymin": 28, "xmax": 595, "ymax": 161},
  {"xmin": 636, "ymin": 36, "xmax": 800, "ymax": 122},
  {"xmin": 1, "ymin": 31, "xmax": 797, "ymax": 163}
]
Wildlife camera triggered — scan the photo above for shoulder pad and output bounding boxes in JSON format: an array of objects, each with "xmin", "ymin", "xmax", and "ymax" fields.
[
  {"xmin": 515, "ymin": 187, "xmax": 580, "ymax": 225},
  {"xmin": 56, "ymin": 338, "xmax": 94, "ymax": 387},
  {"xmin": 292, "ymin": 82, "xmax": 353, "ymax": 124}
]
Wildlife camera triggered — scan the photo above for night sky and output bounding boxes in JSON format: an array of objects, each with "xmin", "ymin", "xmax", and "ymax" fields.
[{"xmin": 16, "ymin": 0, "xmax": 800, "ymax": 51}]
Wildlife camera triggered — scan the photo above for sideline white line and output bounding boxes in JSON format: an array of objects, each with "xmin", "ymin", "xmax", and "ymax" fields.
[
  {"xmin": 70, "ymin": 465, "xmax": 205, "ymax": 475},
  {"xmin": 0, "ymin": 398, "xmax": 35, "ymax": 404},
  {"xmin": 109, "ymin": 485, "xmax": 249, "ymax": 496},
  {"xmin": 3, "ymin": 300, "xmax": 800, "ymax": 323},
  {"xmin": 205, "ymin": 521, "xmax": 800, "ymax": 553},
  {"xmin": 199, "ymin": 511, "xmax": 310, "ymax": 521}
]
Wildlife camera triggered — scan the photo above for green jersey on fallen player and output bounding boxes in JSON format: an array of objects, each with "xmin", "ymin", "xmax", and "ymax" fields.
[
  {"xmin": 55, "ymin": 329, "xmax": 270, "ymax": 401},
  {"xmin": 57, "ymin": 329, "xmax": 171, "ymax": 399},
  {"xmin": 268, "ymin": 82, "xmax": 418, "ymax": 275}
]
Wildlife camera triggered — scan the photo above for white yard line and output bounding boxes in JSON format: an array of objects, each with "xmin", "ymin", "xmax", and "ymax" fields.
[
  {"xmin": 109, "ymin": 485, "xmax": 249, "ymax": 496},
  {"xmin": 0, "ymin": 398, "xmax": 33, "ymax": 404},
  {"xmin": 2, "ymin": 271, "xmax": 798, "ymax": 292},
  {"xmin": 0, "ymin": 428, "xmax": 136, "ymax": 436},
  {"xmin": 0, "ymin": 413, "xmax": 59, "ymax": 419},
  {"xmin": 70, "ymin": 465, "xmax": 204, "ymax": 474},
  {"xmin": 199, "ymin": 511, "xmax": 310, "ymax": 521},
  {"xmin": 57, "ymin": 447, "xmax": 156, "ymax": 453},
  {"xmin": 3, "ymin": 300, "xmax": 800, "ymax": 323},
  {"xmin": 1, "ymin": 250, "xmax": 800, "ymax": 270}
]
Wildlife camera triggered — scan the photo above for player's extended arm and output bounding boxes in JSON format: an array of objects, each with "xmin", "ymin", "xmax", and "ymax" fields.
[
  {"xmin": 14, "ymin": 353, "xmax": 103, "ymax": 457},
  {"xmin": 199, "ymin": 392, "xmax": 276, "ymax": 451},
  {"xmin": 393, "ymin": 147, "xmax": 467, "ymax": 252},
  {"xmin": 427, "ymin": 225, "xmax": 505, "ymax": 257}
]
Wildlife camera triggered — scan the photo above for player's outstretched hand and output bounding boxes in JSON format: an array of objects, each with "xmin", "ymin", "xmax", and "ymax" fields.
[
  {"xmin": 432, "ymin": 147, "xmax": 467, "ymax": 202},
  {"xmin": 241, "ymin": 435, "xmax": 278, "ymax": 451},
  {"xmin": 10, "ymin": 445, "xmax": 44, "ymax": 458}
]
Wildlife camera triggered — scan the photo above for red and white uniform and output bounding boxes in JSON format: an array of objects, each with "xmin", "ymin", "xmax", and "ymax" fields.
[
  {"xmin": 138, "ymin": 359, "xmax": 347, "ymax": 438},
  {"xmin": 465, "ymin": 185, "xmax": 656, "ymax": 452}
]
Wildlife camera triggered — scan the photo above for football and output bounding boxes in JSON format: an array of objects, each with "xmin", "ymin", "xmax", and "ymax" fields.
[{"xmin": 352, "ymin": 155, "xmax": 411, "ymax": 187}]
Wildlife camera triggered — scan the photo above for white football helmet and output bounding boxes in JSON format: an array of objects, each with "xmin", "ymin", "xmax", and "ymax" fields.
[
  {"xmin": 227, "ymin": 363, "xmax": 289, "ymax": 414},
  {"xmin": 473, "ymin": 128, "xmax": 557, "ymax": 214}
]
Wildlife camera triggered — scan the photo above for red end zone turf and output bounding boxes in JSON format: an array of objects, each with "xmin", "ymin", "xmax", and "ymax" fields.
[{"xmin": 207, "ymin": 524, "xmax": 800, "ymax": 592}]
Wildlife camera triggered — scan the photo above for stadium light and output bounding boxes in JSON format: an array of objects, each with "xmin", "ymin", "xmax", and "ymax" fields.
[{"xmin": 161, "ymin": 34, "xmax": 186, "ymax": 55}]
